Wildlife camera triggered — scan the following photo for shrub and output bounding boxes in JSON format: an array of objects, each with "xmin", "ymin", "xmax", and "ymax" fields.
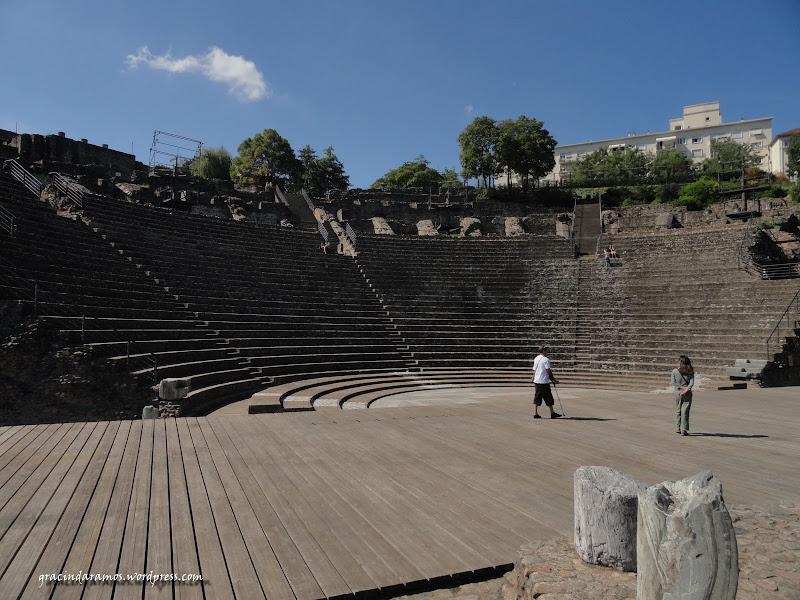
[
  {"xmin": 790, "ymin": 181, "xmax": 800, "ymax": 204},
  {"xmin": 672, "ymin": 177, "xmax": 719, "ymax": 211}
]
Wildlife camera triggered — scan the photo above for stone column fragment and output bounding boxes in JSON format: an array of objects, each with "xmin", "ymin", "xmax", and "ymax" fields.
[
  {"xmin": 574, "ymin": 466, "xmax": 647, "ymax": 571},
  {"xmin": 637, "ymin": 470, "xmax": 738, "ymax": 600}
]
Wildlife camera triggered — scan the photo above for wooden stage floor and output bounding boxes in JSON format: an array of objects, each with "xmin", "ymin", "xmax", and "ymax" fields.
[{"xmin": 0, "ymin": 386, "xmax": 797, "ymax": 599}]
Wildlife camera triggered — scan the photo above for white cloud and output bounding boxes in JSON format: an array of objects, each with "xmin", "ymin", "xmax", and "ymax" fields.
[
  {"xmin": 126, "ymin": 46, "xmax": 270, "ymax": 102},
  {"xmin": 464, "ymin": 104, "xmax": 474, "ymax": 114}
]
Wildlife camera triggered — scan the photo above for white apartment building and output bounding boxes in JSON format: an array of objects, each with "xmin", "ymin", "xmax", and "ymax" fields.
[
  {"xmin": 769, "ymin": 127, "xmax": 799, "ymax": 180},
  {"xmin": 542, "ymin": 102, "xmax": 772, "ymax": 184}
]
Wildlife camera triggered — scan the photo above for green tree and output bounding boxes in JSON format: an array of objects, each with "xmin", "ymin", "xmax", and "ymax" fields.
[
  {"xmin": 457, "ymin": 116, "xmax": 499, "ymax": 188},
  {"xmin": 495, "ymin": 116, "xmax": 557, "ymax": 195},
  {"xmin": 700, "ymin": 141, "xmax": 761, "ymax": 182},
  {"xmin": 371, "ymin": 155, "xmax": 442, "ymax": 190},
  {"xmin": 569, "ymin": 149, "xmax": 607, "ymax": 186},
  {"xmin": 672, "ymin": 176, "xmax": 719, "ymax": 210},
  {"xmin": 440, "ymin": 166, "xmax": 462, "ymax": 188},
  {"xmin": 231, "ymin": 129, "xmax": 301, "ymax": 189},
  {"xmin": 569, "ymin": 148, "xmax": 648, "ymax": 186},
  {"xmin": 299, "ymin": 145, "xmax": 349, "ymax": 197},
  {"xmin": 786, "ymin": 132, "xmax": 800, "ymax": 178},
  {"xmin": 649, "ymin": 150, "xmax": 695, "ymax": 183},
  {"xmin": 186, "ymin": 146, "xmax": 232, "ymax": 180}
]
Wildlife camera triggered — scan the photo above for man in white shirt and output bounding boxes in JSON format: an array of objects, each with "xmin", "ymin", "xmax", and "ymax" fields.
[{"xmin": 533, "ymin": 346, "xmax": 561, "ymax": 419}]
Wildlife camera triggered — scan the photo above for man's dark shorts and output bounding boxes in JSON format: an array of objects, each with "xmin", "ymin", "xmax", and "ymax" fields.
[{"xmin": 533, "ymin": 383, "xmax": 554, "ymax": 406}]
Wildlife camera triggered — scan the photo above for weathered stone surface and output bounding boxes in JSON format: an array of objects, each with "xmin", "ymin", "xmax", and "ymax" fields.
[
  {"xmin": 505, "ymin": 217, "xmax": 525, "ymax": 237},
  {"xmin": 637, "ymin": 470, "xmax": 738, "ymax": 600},
  {"xmin": 416, "ymin": 219, "xmax": 438, "ymax": 236},
  {"xmin": 655, "ymin": 213, "xmax": 677, "ymax": 229},
  {"xmin": 460, "ymin": 217, "xmax": 482, "ymax": 236},
  {"xmin": 142, "ymin": 405, "xmax": 159, "ymax": 419},
  {"xmin": 158, "ymin": 378, "xmax": 190, "ymax": 401},
  {"xmin": 371, "ymin": 216, "xmax": 394, "ymax": 234},
  {"xmin": 574, "ymin": 466, "xmax": 647, "ymax": 571}
]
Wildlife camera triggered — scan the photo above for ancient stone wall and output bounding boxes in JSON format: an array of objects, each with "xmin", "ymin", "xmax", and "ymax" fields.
[
  {"xmin": 604, "ymin": 198, "xmax": 800, "ymax": 234},
  {"xmin": 14, "ymin": 132, "xmax": 138, "ymax": 175}
]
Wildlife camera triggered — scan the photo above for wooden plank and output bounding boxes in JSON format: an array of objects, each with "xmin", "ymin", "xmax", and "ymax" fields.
[
  {"xmin": 24, "ymin": 420, "xmax": 128, "ymax": 600},
  {"xmin": 115, "ymin": 418, "xmax": 154, "ymax": 600},
  {"xmin": 273, "ymin": 414, "xmax": 472, "ymax": 578},
  {"xmin": 49, "ymin": 420, "xmax": 136, "ymax": 600},
  {"xmin": 224, "ymin": 416, "xmax": 377, "ymax": 595},
  {"xmin": 145, "ymin": 419, "xmax": 171, "ymax": 600},
  {"xmin": 195, "ymin": 419, "xmax": 297, "ymax": 600},
  {"xmin": 164, "ymin": 419, "xmax": 203, "ymax": 600},
  {"xmin": 186, "ymin": 418, "xmax": 265, "ymax": 599},
  {"xmin": 205, "ymin": 417, "xmax": 327, "ymax": 600},
  {"xmin": 0, "ymin": 423, "xmax": 86, "ymax": 545},
  {"xmin": 175, "ymin": 418, "xmax": 235, "ymax": 600},
  {"xmin": 0, "ymin": 422, "xmax": 96, "ymax": 580},
  {"xmin": 0, "ymin": 425, "xmax": 48, "ymax": 469},
  {"xmin": 0, "ymin": 424, "xmax": 65, "ymax": 500},
  {"xmin": 279, "ymin": 412, "xmax": 522, "ymax": 563},
  {"xmin": 0, "ymin": 425, "xmax": 26, "ymax": 456},
  {"xmin": 4, "ymin": 421, "xmax": 114, "ymax": 598},
  {"xmin": 214, "ymin": 417, "xmax": 353, "ymax": 599},
  {"xmin": 250, "ymin": 416, "xmax": 425, "ymax": 590},
  {"xmin": 79, "ymin": 420, "xmax": 143, "ymax": 600}
]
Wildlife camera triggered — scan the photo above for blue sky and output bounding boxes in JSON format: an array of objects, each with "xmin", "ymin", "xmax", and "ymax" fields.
[{"xmin": 1, "ymin": 0, "xmax": 798, "ymax": 189}]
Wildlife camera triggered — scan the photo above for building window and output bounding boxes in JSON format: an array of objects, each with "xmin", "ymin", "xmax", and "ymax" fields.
[
  {"xmin": 750, "ymin": 142, "xmax": 763, "ymax": 151},
  {"xmin": 674, "ymin": 125, "xmax": 682, "ymax": 131},
  {"xmin": 731, "ymin": 131, "xmax": 743, "ymax": 139},
  {"xmin": 750, "ymin": 129, "xmax": 763, "ymax": 137},
  {"xmin": 677, "ymin": 138, "xmax": 686, "ymax": 145},
  {"xmin": 691, "ymin": 137, "xmax": 702, "ymax": 144},
  {"xmin": 784, "ymin": 139, "xmax": 791, "ymax": 147},
  {"xmin": 692, "ymin": 149, "xmax": 704, "ymax": 158},
  {"xmin": 637, "ymin": 144, "xmax": 647, "ymax": 151}
]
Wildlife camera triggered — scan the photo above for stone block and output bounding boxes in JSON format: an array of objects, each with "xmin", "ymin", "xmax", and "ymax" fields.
[
  {"xmin": 637, "ymin": 470, "xmax": 738, "ymax": 599},
  {"xmin": 142, "ymin": 405, "xmax": 159, "ymax": 419},
  {"xmin": 574, "ymin": 466, "xmax": 647, "ymax": 571},
  {"xmin": 655, "ymin": 213, "xmax": 676, "ymax": 229},
  {"xmin": 158, "ymin": 378, "xmax": 190, "ymax": 401}
]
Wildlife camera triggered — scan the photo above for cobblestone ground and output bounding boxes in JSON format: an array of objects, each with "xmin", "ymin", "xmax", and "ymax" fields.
[{"xmin": 393, "ymin": 500, "xmax": 799, "ymax": 600}]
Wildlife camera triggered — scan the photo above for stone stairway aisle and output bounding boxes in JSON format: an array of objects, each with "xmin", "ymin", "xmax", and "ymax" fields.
[
  {"xmin": 572, "ymin": 199, "xmax": 602, "ymax": 256},
  {"xmin": 282, "ymin": 192, "xmax": 319, "ymax": 229}
]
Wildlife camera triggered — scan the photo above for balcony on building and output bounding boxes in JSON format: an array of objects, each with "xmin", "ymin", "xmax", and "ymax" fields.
[{"xmin": 655, "ymin": 136, "xmax": 677, "ymax": 152}]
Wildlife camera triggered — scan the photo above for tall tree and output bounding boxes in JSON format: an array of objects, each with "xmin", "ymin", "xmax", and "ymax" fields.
[
  {"xmin": 231, "ymin": 128, "xmax": 301, "ymax": 189},
  {"xmin": 700, "ymin": 141, "xmax": 761, "ymax": 182},
  {"xmin": 371, "ymin": 155, "xmax": 442, "ymax": 190},
  {"xmin": 649, "ymin": 150, "xmax": 694, "ymax": 183},
  {"xmin": 569, "ymin": 147, "xmax": 648, "ymax": 186},
  {"xmin": 457, "ymin": 116, "xmax": 498, "ymax": 188},
  {"xmin": 186, "ymin": 146, "xmax": 232, "ymax": 180},
  {"xmin": 495, "ymin": 116, "xmax": 557, "ymax": 194},
  {"xmin": 300, "ymin": 145, "xmax": 349, "ymax": 197},
  {"xmin": 786, "ymin": 132, "xmax": 800, "ymax": 178}
]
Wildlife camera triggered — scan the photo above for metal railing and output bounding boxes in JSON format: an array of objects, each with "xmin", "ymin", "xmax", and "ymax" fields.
[
  {"xmin": 0, "ymin": 256, "xmax": 159, "ymax": 385},
  {"xmin": 301, "ymin": 189, "xmax": 316, "ymax": 212},
  {"xmin": 765, "ymin": 288, "xmax": 800, "ymax": 361},
  {"xmin": 49, "ymin": 172, "xmax": 85, "ymax": 208},
  {"xmin": 738, "ymin": 217, "xmax": 800, "ymax": 280},
  {"xmin": 274, "ymin": 186, "xmax": 290, "ymax": 208},
  {"xmin": 345, "ymin": 223, "xmax": 357, "ymax": 246},
  {"xmin": 569, "ymin": 196, "xmax": 577, "ymax": 243},
  {"xmin": 317, "ymin": 221, "xmax": 330, "ymax": 242},
  {"xmin": 4, "ymin": 159, "xmax": 42, "ymax": 198},
  {"xmin": 0, "ymin": 203, "xmax": 15, "ymax": 235}
]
